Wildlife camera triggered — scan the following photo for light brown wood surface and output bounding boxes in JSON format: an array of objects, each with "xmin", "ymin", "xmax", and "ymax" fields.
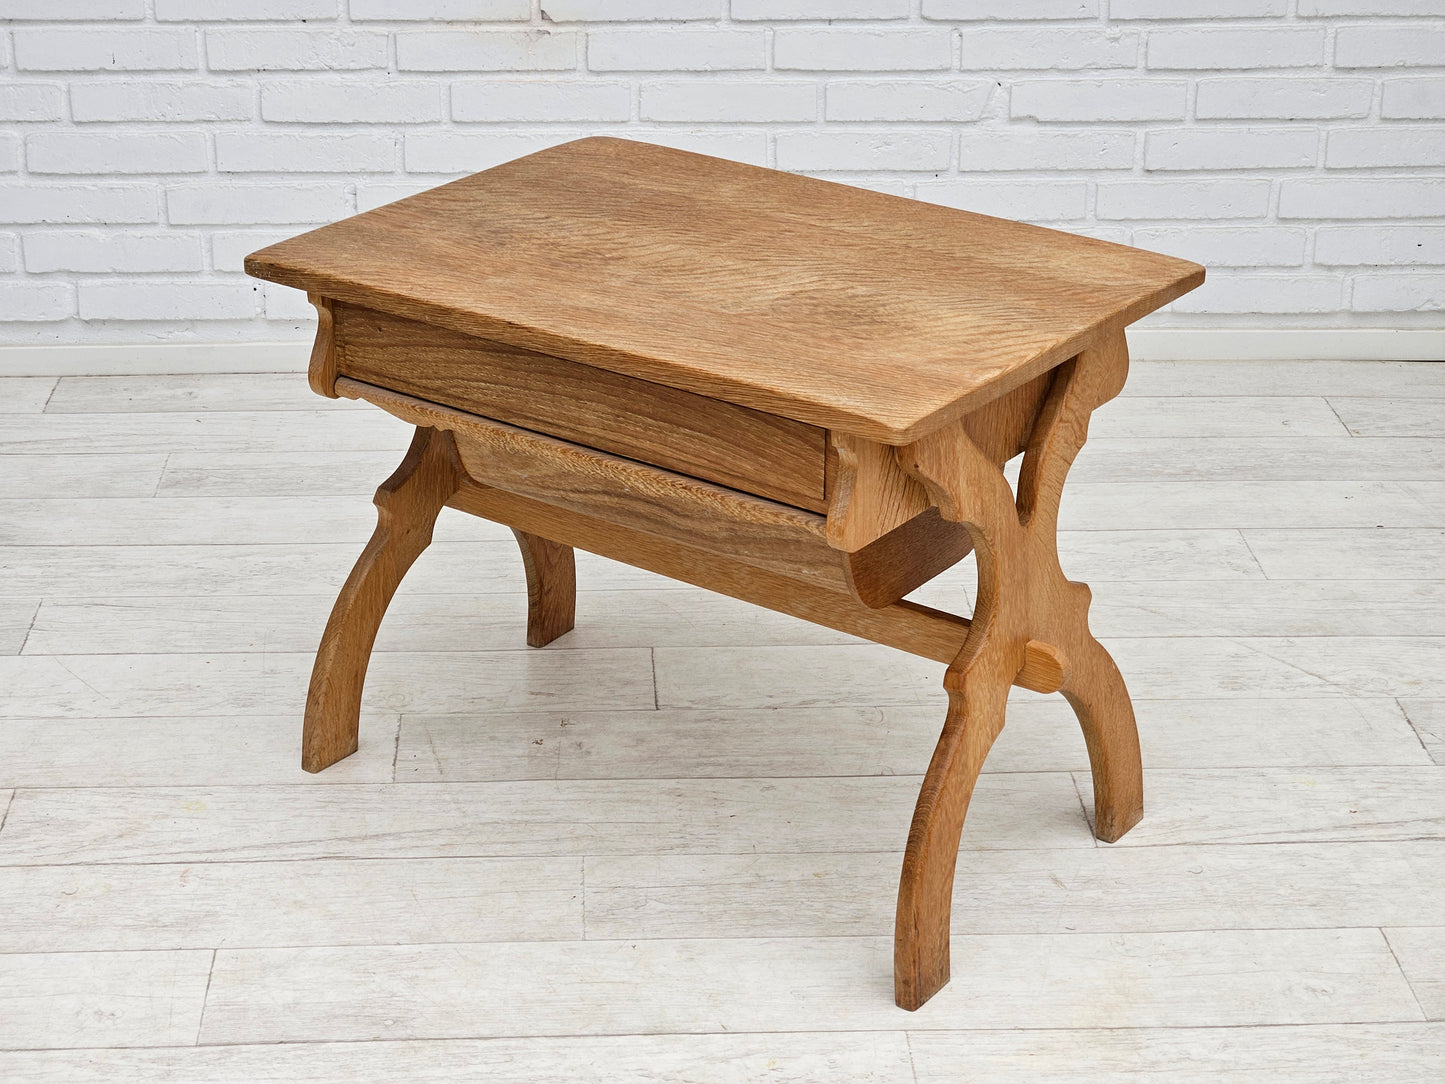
[{"xmin": 247, "ymin": 136, "xmax": 1202, "ymax": 443}]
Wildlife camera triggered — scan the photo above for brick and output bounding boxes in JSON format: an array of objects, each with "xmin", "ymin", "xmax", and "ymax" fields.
[
  {"xmin": 957, "ymin": 129, "xmax": 1135, "ymax": 171},
  {"xmin": 210, "ymin": 230, "xmax": 301, "ymax": 272},
  {"xmin": 264, "ymin": 282, "xmax": 316, "ymax": 321},
  {"xmin": 1145, "ymin": 128, "xmax": 1318, "ymax": 171},
  {"xmin": 27, "ymin": 132, "xmax": 209, "ymax": 176},
  {"xmin": 0, "ymin": 184, "xmax": 158, "ymax": 225},
  {"xmin": 613, "ymin": 129, "xmax": 768, "ymax": 166},
  {"xmin": 544, "ymin": 0, "xmax": 721, "ymax": 18},
  {"xmin": 216, "ymin": 133, "xmax": 397, "ymax": 173},
  {"xmin": 354, "ymin": 184, "xmax": 432, "ymax": 214},
  {"xmin": 1172, "ymin": 274, "xmax": 1343, "ymax": 314},
  {"xmin": 1316, "ymin": 227, "xmax": 1445, "ymax": 266},
  {"xmin": 0, "ymin": 0, "xmax": 143, "ymax": 17},
  {"xmin": 397, "ymin": 30, "xmax": 578, "ymax": 71},
  {"xmin": 826, "ymin": 80, "xmax": 991, "ymax": 122},
  {"xmin": 774, "ymin": 30, "xmax": 953, "ymax": 71},
  {"xmin": 1146, "ymin": 29, "xmax": 1326, "ymax": 70},
  {"xmin": 0, "ymin": 85, "xmax": 64, "ymax": 122},
  {"xmin": 71, "ymin": 81, "xmax": 253, "ymax": 122},
  {"xmin": 350, "ymin": 0, "xmax": 530, "ymax": 17},
  {"xmin": 1352, "ymin": 274, "xmax": 1445, "ymax": 312},
  {"xmin": 0, "ymin": 234, "xmax": 18, "ymax": 274},
  {"xmin": 1326, "ymin": 128, "xmax": 1445, "ymax": 169},
  {"xmin": 13, "ymin": 29, "xmax": 199, "ymax": 72},
  {"xmin": 775, "ymin": 130, "xmax": 951, "ymax": 171},
  {"xmin": 1280, "ymin": 179, "xmax": 1445, "ymax": 220},
  {"xmin": 922, "ymin": 0, "xmax": 1098, "ymax": 17},
  {"xmin": 914, "ymin": 179, "xmax": 1088, "ymax": 221},
  {"xmin": 588, "ymin": 31, "xmax": 763, "ymax": 71},
  {"xmin": 404, "ymin": 131, "xmax": 578, "ymax": 173},
  {"xmin": 1096, "ymin": 180, "xmax": 1271, "ymax": 220},
  {"xmin": 1110, "ymin": 0, "xmax": 1286, "ymax": 15},
  {"xmin": 23, "ymin": 231, "xmax": 204, "ymax": 274},
  {"xmin": 1335, "ymin": 27, "xmax": 1445, "ymax": 68},
  {"xmin": 1300, "ymin": 0, "xmax": 1445, "ymax": 14},
  {"xmin": 155, "ymin": 0, "xmax": 338, "ymax": 18},
  {"xmin": 0, "ymin": 282, "xmax": 75, "ymax": 322},
  {"xmin": 959, "ymin": 28, "xmax": 1139, "ymax": 70},
  {"xmin": 79, "ymin": 280, "xmax": 260, "ymax": 321},
  {"xmin": 455, "ymin": 81, "xmax": 632, "ymax": 122},
  {"xmin": 166, "ymin": 184, "xmax": 349, "ymax": 224},
  {"xmin": 1012, "ymin": 80, "xmax": 1187, "ymax": 122},
  {"xmin": 1132, "ymin": 227, "xmax": 1307, "ymax": 267},
  {"xmin": 1196, "ymin": 79, "xmax": 1373, "ymax": 120},
  {"xmin": 641, "ymin": 81, "xmax": 815, "ymax": 123},
  {"xmin": 205, "ymin": 30, "xmax": 389, "ymax": 71},
  {"xmin": 1382, "ymin": 79, "xmax": 1445, "ymax": 120},
  {"xmin": 0, "ymin": 135, "xmax": 18, "ymax": 173},
  {"xmin": 261, "ymin": 82, "xmax": 443, "ymax": 123},
  {"xmin": 731, "ymin": 0, "xmax": 906, "ymax": 17}
]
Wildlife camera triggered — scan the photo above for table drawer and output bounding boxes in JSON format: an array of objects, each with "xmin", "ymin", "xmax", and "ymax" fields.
[{"xmin": 332, "ymin": 302, "xmax": 828, "ymax": 512}]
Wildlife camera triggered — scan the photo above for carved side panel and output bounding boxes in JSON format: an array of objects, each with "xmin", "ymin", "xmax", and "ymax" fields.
[{"xmin": 307, "ymin": 293, "xmax": 338, "ymax": 399}]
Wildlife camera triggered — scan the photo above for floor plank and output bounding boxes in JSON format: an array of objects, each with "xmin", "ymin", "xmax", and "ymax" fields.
[
  {"xmin": 1400, "ymin": 699, "xmax": 1445, "ymax": 764},
  {"xmin": 0, "ymin": 541, "xmax": 683, "ymax": 598},
  {"xmin": 0, "ymin": 950, "xmax": 213, "ymax": 1051},
  {"xmin": 1060, "ymin": 480, "xmax": 1445, "ymax": 530},
  {"xmin": 1329, "ymin": 396, "xmax": 1445, "ymax": 437},
  {"xmin": 0, "ymin": 649, "xmax": 656, "ymax": 718},
  {"xmin": 23, "ymin": 588, "xmax": 867, "ymax": 656},
  {"xmin": 0, "ymin": 1033, "xmax": 915, "ymax": 1083},
  {"xmin": 0, "ymin": 496, "xmax": 505, "ymax": 546},
  {"xmin": 0, "ymin": 858, "xmax": 583, "ymax": 953},
  {"xmin": 1385, "ymin": 927, "xmax": 1445, "ymax": 1020},
  {"xmin": 0, "ymin": 715, "xmax": 399, "ymax": 787},
  {"xmin": 45, "ymin": 373, "xmax": 368, "ymax": 414},
  {"xmin": 0, "ymin": 775, "xmax": 1087, "ymax": 865},
  {"xmin": 394, "ymin": 696, "xmax": 1427, "ymax": 783},
  {"xmin": 8, "ymin": 454, "xmax": 168, "ymax": 498},
  {"xmin": 1121, "ymin": 359, "xmax": 1445, "ymax": 398},
  {"xmin": 1082, "ymin": 766, "xmax": 1445, "ymax": 846},
  {"xmin": 156, "ymin": 448, "xmax": 408, "ymax": 496},
  {"xmin": 1244, "ymin": 528, "xmax": 1445, "ymax": 581},
  {"xmin": 1089, "ymin": 396, "xmax": 1348, "ymax": 438},
  {"xmin": 1086, "ymin": 579, "xmax": 1445, "ymax": 637},
  {"xmin": 1073, "ymin": 436, "xmax": 1445, "ymax": 483},
  {"xmin": 908, "ymin": 1022, "xmax": 1445, "ymax": 1083},
  {"xmin": 0, "ymin": 597, "xmax": 36, "ymax": 654},
  {"xmin": 195, "ymin": 929, "xmax": 1421, "ymax": 1043},
  {"xmin": 0, "ymin": 376, "xmax": 57, "ymax": 413},
  {"xmin": 0, "ymin": 409, "xmax": 411, "ymax": 455},
  {"xmin": 583, "ymin": 840, "xmax": 1445, "ymax": 940}
]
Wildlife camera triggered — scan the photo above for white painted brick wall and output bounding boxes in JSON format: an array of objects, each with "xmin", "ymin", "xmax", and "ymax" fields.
[{"xmin": 0, "ymin": 1, "xmax": 1440, "ymax": 345}]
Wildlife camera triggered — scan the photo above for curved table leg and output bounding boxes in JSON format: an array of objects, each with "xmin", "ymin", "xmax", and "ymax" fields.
[
  {"xmin": 303, "ymin": 426, "xmax": 459, "ymax": 773},
  {"xmin": 511, "ymin": 529, "xmax": 576, "ymax": 647},
  {"xmin": 894, "ymin": 643, "xmax": 1010, "ymax": 1011},
  {"xmin": 892, "ymin": 331, "xmax": 1143, "ymax": 1009}
]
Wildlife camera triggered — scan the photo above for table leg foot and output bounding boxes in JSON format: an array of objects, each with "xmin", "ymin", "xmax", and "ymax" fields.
[
  {"xmin": 1062, "ymin": 630, "xmax": 1143, "ymax": 843},
  {"xmin": 303, "ymin": 426, "xmax": 459, "ymax": 773},
  {"xmin": 894, "ymin": 648, "xmax": 1008, "ymax": 1012},
  {"xmin": 511, "ymin": 529, "xmax": 576, "ymax": 648}
]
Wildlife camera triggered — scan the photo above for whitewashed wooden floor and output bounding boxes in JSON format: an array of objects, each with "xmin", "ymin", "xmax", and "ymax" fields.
[{"xmin": 1, "ymin": 361, "xmax": 1443, "ymax": 1082}]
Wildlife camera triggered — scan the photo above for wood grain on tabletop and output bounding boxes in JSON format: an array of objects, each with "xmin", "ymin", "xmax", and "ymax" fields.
[{"xmin": 246, "ymin": 136, "xmax": 1202, "ymax": 442}]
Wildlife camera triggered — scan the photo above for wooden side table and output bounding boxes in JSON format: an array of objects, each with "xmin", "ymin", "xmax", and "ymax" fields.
[{"xmin": 246, "ymin": 137, "xmax": 1203, "ymax": 1010}]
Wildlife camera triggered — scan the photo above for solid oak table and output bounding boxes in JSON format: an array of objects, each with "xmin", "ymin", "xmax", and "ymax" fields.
[{"xmin": 245, "ymin": 137, "xmax": 1204, "ymax": 1011}]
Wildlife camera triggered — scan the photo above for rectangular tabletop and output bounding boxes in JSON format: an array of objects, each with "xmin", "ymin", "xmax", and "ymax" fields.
[{"xmin": 246, "ymin": 136, "xmax": 1203, "ymax": 443}]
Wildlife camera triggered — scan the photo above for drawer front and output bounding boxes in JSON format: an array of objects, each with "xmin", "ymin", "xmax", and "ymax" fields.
[{"xmin": 333, "ymin": 303, "xmax": 828, "ymax": 512}]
